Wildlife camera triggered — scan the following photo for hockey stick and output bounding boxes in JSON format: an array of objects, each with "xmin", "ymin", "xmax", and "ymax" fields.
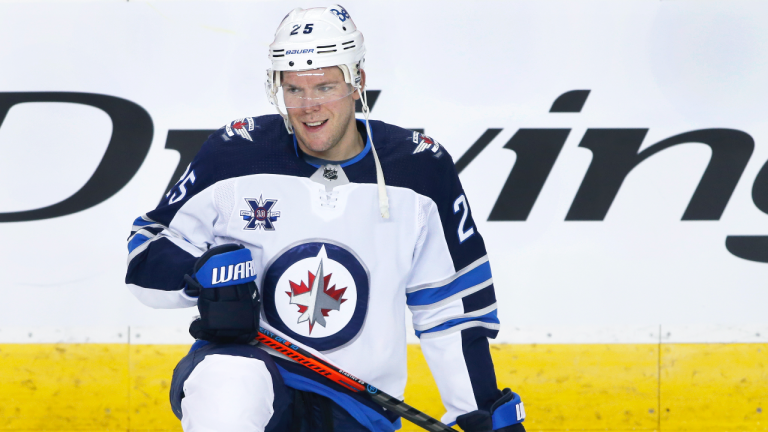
[{"xmin": 256, "ymin": 326, "xmax": 456, "ymax": 432}]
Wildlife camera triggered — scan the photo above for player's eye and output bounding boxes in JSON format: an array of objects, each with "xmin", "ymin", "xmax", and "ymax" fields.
[{"xmin": 318, "ymin": 85, "xmax": 335, "ymax": 92}]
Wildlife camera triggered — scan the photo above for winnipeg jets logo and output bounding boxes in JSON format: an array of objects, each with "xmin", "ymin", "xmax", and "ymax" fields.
[
  {"xmin": 286, "ymin": 245, "xmax": 347, "ymax": 334},
  {"xmin": 225, "ymin": 117, "xmax": 255, "ymax": 141},
  {"xmin": 240, "ymin": 196, "xmax": 280, "ymax": 230},
  {"xmin": 264, "ymin": 241, "xmax": 368, "ymax": 348}
]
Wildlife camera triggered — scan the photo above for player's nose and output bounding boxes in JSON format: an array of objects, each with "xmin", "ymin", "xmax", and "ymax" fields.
[{"xmin": 301, "ymin": 103, "xmax": 321, "ymax": 113}]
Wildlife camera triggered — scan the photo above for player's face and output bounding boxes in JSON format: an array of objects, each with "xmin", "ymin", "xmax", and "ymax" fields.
[{"xmin": 282, "ymin": 67, "xmax": 362, "ymax": 159}]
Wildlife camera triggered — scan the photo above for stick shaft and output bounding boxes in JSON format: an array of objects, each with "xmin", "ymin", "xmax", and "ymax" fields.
[{"xmin": 256, "ymin": 327, "xmax": 455, "ymax": 432}]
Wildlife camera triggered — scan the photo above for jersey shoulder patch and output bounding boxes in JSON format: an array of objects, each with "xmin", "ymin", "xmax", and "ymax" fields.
[
  {"xmin": 410, "ymin": 130, "xmax": 444, "ymax": 159},
  {"xmin": 223, "ymin": 117, "xmax": 257, "ymax": 141},
  {"xmin": 370, "ymin": 121, "xmax": 449, "ymax": 163},
  {"xmin": 369, "ymin": 121, "xmax": 459, "ymax": 202},
  {"xmin": 209, "ymin": 114, "xmax": 284, "ymax": 146}
]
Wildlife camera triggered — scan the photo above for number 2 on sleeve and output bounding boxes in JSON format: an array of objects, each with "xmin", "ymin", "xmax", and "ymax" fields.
[{"xmin": 453, "ymin": 194, "xmax": 475, "ymax": 243}]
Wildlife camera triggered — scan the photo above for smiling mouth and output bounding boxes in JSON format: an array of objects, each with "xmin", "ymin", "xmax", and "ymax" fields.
[{"xmin": 303, "ymin": 119, "xmax": 328, "ymax": 131}]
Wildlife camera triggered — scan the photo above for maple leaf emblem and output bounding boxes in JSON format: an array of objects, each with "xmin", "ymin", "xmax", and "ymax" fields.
[{"xmin": 285, "ymin": 245, "xmax": 347, "ymax": 334}]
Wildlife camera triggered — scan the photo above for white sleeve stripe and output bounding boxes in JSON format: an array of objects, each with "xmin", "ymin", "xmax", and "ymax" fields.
[
  {"xmin": 413, "ymin": 303, "xmax": 498, "ymax": 332},
  {"xmin": 126, "ymin": 235, "xmax": 163, "ymax": 265},
  {"xmin": 406, "ymin": 255, "xmax": 488, "ymax": 293},
  {"xmin": 128, "ymin": 227, "xmax": 161, "ymax": 245},
  {"xmin": 419, "ymin": 321, "xmax": 501, "ymax": 340},
  {"xmin": 408, "ymin": 279, "xmax": 493, "ymax": 311},
  {"xmin": 130, "ymin": 222, "xmax": 165, "ymax": 233},
  {"xmin": 411, "ymin": 298, "xmax": 464, "ymax": 327},
  {"xmin": 163, "ymin": 232, "xmax": 206, "ymax": 258}
]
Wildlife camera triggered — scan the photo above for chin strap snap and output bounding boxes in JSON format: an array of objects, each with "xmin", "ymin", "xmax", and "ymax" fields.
[{"xmin": 358, "ymin": 87, "xmax": 390, "ymax": 219}]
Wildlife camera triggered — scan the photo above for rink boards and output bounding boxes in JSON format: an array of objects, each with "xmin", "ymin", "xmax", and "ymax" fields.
[
  {"xmin": 2, "ymin": 0, "xmax": 768, "ymax": 430},
  {"xmin": 0, "ymin": 339, "xmax": 765, "ymax": 431}
]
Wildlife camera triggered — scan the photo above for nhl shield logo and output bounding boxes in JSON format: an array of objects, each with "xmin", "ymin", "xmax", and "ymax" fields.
[
  {"xmin": 262, "ymin": 241, "xmax": 370, "ymax": 351},
  {"xmin": 323, "ymin": 167, "xmax": 338, "ymax": 180}
]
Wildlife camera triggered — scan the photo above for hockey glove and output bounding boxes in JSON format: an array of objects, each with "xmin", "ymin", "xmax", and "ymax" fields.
[
  {"xmin": 456, "ymin": 389, "xmax": 526, "ymax": 432},
  {"xmin": 184, "ymin": 244, "xmax": 260, "ymax": 344}
]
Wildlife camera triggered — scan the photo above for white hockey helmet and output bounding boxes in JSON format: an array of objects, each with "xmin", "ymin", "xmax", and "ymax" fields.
[
  {"xmin": 266, "ymin": 5, "xmax": 366, "ymax": 131},
  {"xmin": 266, "ymin": 5, "xmax": 388, "ymax": 219}
]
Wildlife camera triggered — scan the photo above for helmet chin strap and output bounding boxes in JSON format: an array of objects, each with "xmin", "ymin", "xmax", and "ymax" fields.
[
  {"xmin": 357, "ymin": 86, "xmax": 390, "ymax": 219},
  {"xmin": 275, "ymin": 101, "xmax": 294, "ymax": 135}
]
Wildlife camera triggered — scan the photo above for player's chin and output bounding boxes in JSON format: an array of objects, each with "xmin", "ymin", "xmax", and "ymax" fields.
[
  {"xmin": 298, "ymin": 127, "xmax": 334, "ymax": 149},
  {"xmin": 303, "ymin": 139, "xmax": 334, "ymax": 154},
  {"xmin": 296, "ymin": 131, "xmax": 332, "ymax": 153}
]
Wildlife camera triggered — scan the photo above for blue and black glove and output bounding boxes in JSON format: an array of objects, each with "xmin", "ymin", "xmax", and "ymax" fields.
[
  {"xmin": 183, "ymin": 244, "xmax": 260, "ymax": 344},
  {"xmin": 456, "ymin": 389, "xmax": 526, "ymax": 432}
]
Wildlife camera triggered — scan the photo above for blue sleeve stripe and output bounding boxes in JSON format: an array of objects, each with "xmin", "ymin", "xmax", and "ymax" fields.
[
  {"xmin": 406, "ymin": 261, "xmax": 492, "ymax": 306},
  {"xmin": 408, "ymin": 280, "xmax": 492, "ymax": 312},
  {"xmin": 127, "ymin": 233, "xmax": 151, "ymax": 253},
  {"xmin": 406, "ymin": 255, "xmax": 488, "ymax": 293},
  {"xmin": 415, "ymin": 309, "xmax": 499, "ymax": 337},
  {"xmin": 132, "ymin": 216, "xmax": 155, "ymax": 227}
]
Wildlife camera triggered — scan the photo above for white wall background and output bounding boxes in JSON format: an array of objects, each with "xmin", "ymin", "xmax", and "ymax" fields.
[{"xmin": 1, "ymin": 0, "xmax": 767, "ymax": 343}]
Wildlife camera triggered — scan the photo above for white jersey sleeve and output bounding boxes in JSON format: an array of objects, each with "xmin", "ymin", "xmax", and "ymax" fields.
[{"xmin": 404, "ymin": 144, "xmax": 503, "ymax": 426}]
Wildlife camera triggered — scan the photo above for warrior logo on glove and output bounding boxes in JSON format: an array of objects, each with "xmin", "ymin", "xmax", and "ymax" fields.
[{"xmin": 262, "ymin": 241, "xmax": 370, "ymax": 351}]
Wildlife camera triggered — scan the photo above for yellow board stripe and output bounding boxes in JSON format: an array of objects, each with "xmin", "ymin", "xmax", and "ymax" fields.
[{"xmin": 0, "ymin": 343, "xmax": 766, "ymax": 431}]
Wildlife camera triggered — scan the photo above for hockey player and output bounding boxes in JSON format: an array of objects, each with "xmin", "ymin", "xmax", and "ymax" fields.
[{"xmin": 125, "ymin": 5, "xmax": 525, "ymax": 432}]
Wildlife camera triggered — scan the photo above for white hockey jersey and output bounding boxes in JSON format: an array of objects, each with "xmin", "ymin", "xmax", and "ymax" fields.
[{"xmin": 126, "ymin": 115, "xmax": 504, "ymax": 430}]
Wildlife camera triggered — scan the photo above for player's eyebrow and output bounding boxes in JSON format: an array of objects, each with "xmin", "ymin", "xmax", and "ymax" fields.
[
  {"xmin": 285, "ymin": 80, "xmax": 339, "ymax": 89},
  {"xmin": 313, "ymin": 80, "xmax": 339, "ymax": 87}
]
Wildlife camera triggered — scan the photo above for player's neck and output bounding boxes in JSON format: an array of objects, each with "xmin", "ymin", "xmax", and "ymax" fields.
[{"xmin": 299, "ymin": 120, "xmax": 364, "ymax": 162}]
